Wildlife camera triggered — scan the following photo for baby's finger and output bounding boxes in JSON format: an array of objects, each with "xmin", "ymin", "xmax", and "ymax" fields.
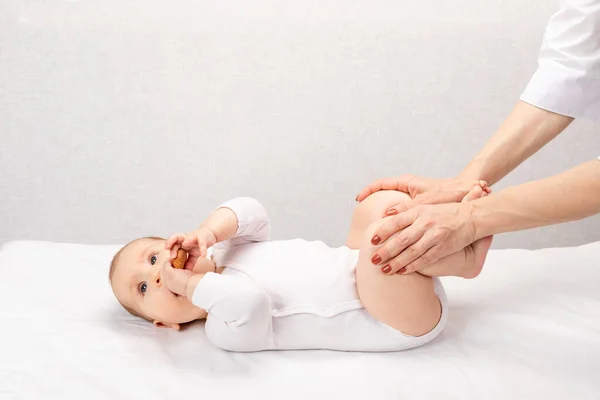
[
  {"xmin": 170, "ymin": 243, "xmax": 181, "ymax": 260},
  {"xmin": 183, "ymin": 256, "xmax": 197, "ymax": 271},
  {"xmin": 165, "ymin": 233, "xmax": 186, "ymax": 250},
  {"xmin": 182, "ymin": 234, "xmax": 198, "ymax": 248},
  {"xmin": 200, "ymin": 243, "xmax": 207, "ymax": 258},
  {"xmin": 160, "ymin": 259, "xmax": 174, "ymax": 282}
]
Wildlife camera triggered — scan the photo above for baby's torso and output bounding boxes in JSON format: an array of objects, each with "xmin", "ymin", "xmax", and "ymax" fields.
[
  {"xmin": 215, "ymin": 239, "xmax": 362, "ymax": 317},
  {"xmin": 208, "ymin": 239, "xmax": 419, "ymax": 352}
]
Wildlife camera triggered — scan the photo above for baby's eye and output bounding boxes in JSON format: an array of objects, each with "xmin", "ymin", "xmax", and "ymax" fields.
[
  {"xmin": 150, "ymin": 255, "xmax": 157, "ymax": 265},
  {"xmin": 139, "ymin": 282, "xmax": 148, "ymax": 294}
]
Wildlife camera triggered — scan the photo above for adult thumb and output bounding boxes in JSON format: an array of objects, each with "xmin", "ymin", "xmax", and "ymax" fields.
[{"xmin": 385, "ymin": 192, "xmax": 453, "ymax": 216}]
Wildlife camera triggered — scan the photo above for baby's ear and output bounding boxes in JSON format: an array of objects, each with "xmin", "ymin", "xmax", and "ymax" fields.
[{"xmin": 153, "ymin": 320, "xmax": 180, "ymax": 331}]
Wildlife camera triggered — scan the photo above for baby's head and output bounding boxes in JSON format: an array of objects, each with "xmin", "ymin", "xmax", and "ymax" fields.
[{"xmin": 109, "ymin": 237, "xmax": 206, "ymax": 330}]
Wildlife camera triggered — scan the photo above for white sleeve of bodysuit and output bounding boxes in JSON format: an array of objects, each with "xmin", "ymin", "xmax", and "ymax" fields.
[
  {"xmin": 191, "ymin": 272, "xmax": 273, "ymax": 351},
  {"xmin": 520, "ymin": 0, "xmax": 600, "ymax": 122},
  {"xmin": 212, "ymin": 197, "xmax": 271, "ymax": 249}
]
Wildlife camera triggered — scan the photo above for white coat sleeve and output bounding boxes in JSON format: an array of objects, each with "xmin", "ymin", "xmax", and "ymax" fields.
[
  {"xmin": 191, "ymin": 272, "xmax": 273, "ymax": 351},
  {"xmin": 520, "ymin": 0, "xmax": 600, "ymax": 122}
]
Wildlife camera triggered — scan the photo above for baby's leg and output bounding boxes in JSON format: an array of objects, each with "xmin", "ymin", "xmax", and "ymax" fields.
[
  {"xmin": 355, "ymin": 218, "xmax": 442, "ymax": 336},
  {"xmin": 416, "ymin": 184, "xmax": 493, "ymax": 279},
  {"xmin": 350, "ymin": 185, "xmax": 492, "ymax": 336},
  {"xmin": 347, "ymin": 184, "xmax": 492, "ymax": 279},
  {"xmin": 346, "ymin": 190, "xmax": 416, "ymax": 249}
]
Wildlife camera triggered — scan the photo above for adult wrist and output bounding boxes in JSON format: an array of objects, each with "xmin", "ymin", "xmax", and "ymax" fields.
[
  {"xmin": 469, "ymin": 197, "xmax": 495, "ymax": 241},
  {"xmin": 452, "ymin": 175, "xmax": 479, "ymax": 190},
  {"xmin": 457, "ymin": 161, "xmax": 487, "ymax": 185}
]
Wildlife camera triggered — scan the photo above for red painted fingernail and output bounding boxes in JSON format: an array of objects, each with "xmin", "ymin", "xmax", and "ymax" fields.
[
  {"xmin": 398, "ymin": 267, "xmax": 406, "ymax": 274},
  {"xmin": 371, "ymin": 235, "xmax": 381, "ymax": 245},
  {"xmin": 382, "ymin": 265, "xmax": 392, "ymax": 274},
  {"xmin": 371, "ymin": 254, "xmax": 382, "ymax": 264},
  {"xmin": 385, "ymin": 209, "xmax": 398, "ymax": 216}
]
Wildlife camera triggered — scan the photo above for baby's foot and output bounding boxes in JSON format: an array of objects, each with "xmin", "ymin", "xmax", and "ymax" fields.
[
  {"xmin": 459, "ymin": 181, "xmax": 493, "ymax": 279},
  {"xmin": 460, "ymin": 235, "xmax": 493, "ymax": 279},
  {"xmin": 461, "ymin": 180, "xmax": 491, "ymax": 203}
]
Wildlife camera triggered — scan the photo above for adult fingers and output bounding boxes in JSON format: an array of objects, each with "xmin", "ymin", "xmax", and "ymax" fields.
[
  {"xmin": 370, "ymin": 210, "xmax": 417, "ymax": 246},
  {"xmin": 384, "ymin": 192, "xmax": 452, "ymax": 217},
  {"xmin": 414, "ymin": 189, "xmax": 467, "ymax": 205},
  {"xmin": 355, "ymin": 175, "xmax": 415, "ymax": 202},
  {"xmin": 382, "ymin": 201, "xmax": 412, "ymax": 217},
  {"xmin": 383, "ymin": 184, "xmax": 470, "ymax": 216},
  {"xmin": 399, "ymin": 245, "xmax": 443, "ymax": 275},
  {"xmin": 380, "ymin": 234, "xmax": 439, "ymax": 274},
  {"xmin": 371, "ymin": 224, "xmax": 424, "ymax": 269}
]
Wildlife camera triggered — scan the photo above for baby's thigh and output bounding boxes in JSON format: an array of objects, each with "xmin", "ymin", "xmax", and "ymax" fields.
[
  {"xmin": 355, "ymin": 218, "xmax": 442, "ymax": 337},
  {"xmin": 346, "ymin": 191, "xmax": 411, "ymax": 249}
]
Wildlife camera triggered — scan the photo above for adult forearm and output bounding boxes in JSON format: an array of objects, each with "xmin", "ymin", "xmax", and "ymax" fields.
[
  {"xmin": 471, "ymin": 159, "xmax": 600, "ymax": 239},
  {"xmin": 459, "ymin": 101, "xmax": 573, "ymax": 186}
]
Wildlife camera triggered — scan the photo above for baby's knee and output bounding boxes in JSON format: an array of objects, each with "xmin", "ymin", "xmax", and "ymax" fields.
[{"xmin": 353, "ymin": 190, "xmax": 411, "ymax": 221}]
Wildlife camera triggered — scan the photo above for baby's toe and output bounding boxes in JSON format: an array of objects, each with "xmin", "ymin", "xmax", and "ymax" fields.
[{"xmin": 461, "ymin": 184, "xmax": 483, "ymax": 202}]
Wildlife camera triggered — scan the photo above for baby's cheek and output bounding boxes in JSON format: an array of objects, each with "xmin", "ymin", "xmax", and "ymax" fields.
[{"xmin": 147, "ymin": 292, "xmax": 179, "ymax": 320}]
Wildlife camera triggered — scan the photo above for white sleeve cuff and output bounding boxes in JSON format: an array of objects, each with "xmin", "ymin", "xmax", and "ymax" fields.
[
  {"xmin": 521, "ymin": 64, "xmax": 600, "ymax": 123},
  {"xmin": 215, "ymin": 197, "xmax": 270, "ymax": 241},
  {"xmin": 191, "ymin": 272, "xmax": 224, "ymax": 309}
]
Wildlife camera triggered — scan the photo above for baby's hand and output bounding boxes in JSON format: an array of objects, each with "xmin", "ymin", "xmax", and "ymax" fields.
[
  {"xmin": 165, "ymin": 227, "xmax": 217, "ymax": 270},
  {"xmin": 160, "ymin": 259, "xmax": 194, "ymax": 297}
]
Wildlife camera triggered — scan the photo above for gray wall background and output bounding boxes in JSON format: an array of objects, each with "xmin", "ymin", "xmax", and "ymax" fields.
[{"xmin": 1, "ymin": 0, "xmax": 599, "ymax": 248}]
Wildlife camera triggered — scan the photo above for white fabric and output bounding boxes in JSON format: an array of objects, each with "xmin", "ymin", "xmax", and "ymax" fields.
[
  {"xmin": 1, "ymin": 241, "xmax": 600, "ymax": 399},
  {"xmin": 521, "ymin": 0, "xmax": 600, "ymax": 121},
  {"xmin": 194, "ymin": 197, "xmax": 447, "ymax": 352}
]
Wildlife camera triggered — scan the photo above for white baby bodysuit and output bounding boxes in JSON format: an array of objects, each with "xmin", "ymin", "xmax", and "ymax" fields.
[{"xmin": 191, "ymin": 197, "xmax": 448, "ymax": 352}]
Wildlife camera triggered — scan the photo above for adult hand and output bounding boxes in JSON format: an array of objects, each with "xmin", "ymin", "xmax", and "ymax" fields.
[
  {"xmin": 356, "ymin": 175, "xmax": 478, "ymax": 215},
  {"xmin": 370, "ymin": 201, "xmax": 477, "ymax": 274},
  {"xmin": 370, "ymin": 181, "xmax": 491, "ymax": 274}
]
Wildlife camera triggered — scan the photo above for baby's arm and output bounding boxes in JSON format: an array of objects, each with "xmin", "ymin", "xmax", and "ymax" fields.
[
  {"xmin": 166, "ymin": 197, "xmax": 270, "ymax": 269},
  {"xmin": 160, "ymin": 260, "xmax": 273, "ymax": 351},
  {"xmin": 187, "ymin": 272, "xmax": 273, "ymax": 351},
  {"xmin": 209, "ymin": 197, "xmax": 271, "ymax": 246},
  {"xmin": 180, "ymin": 197, "xmax": 271, "ymax": 247}
]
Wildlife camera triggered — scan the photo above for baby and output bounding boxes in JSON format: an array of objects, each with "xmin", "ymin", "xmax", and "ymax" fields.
[{"xmin": 109, "ymin": 184, "xmax": 492, "ymax": 352}]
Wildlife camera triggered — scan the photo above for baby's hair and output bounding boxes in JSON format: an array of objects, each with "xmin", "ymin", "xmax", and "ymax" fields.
[{"xmin": 109, "ymin": 236, "xmax": 164, "ymax": 322}]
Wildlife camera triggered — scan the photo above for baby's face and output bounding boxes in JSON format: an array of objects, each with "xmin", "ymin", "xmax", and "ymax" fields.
[{"xmin": 111, "ymin": 238, "xmax": 206, "ymax": 328}]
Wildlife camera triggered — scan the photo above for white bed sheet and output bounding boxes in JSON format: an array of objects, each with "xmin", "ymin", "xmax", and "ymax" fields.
[{"xmin": 0, "ymin": 240, "xmax": 599, "ymax": 400}]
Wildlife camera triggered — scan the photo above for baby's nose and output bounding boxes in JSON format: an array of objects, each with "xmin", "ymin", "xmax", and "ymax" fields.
[{"xmin": 153, "ymin": 270, "xmax": 162, "ymax": 288}]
